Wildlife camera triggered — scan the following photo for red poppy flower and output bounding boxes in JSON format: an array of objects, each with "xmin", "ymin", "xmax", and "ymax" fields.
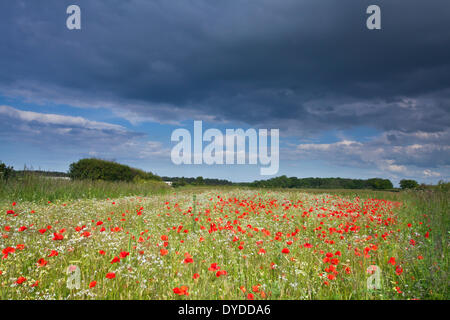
[
  {"xmin": 216, "ymin": 270, "xmax": 227, "ymax": 277},
  {"xmin": 119, "ymin": 251, "xmax": 130, "ymax": 259},
  {"xmin": 89, "ymin": 281, "xmax": 97, "ymax": 288},
  {"xmin": 52, "ymin": 233, "xmax": 64, "ymax": 240},
  {"xmin": 106, "ymin": 272, "xmax": 116, "ymax": 279},
  {"xmin": 16, "ymin": 276, "xmax": 26, "ymax": 284},
  {"xmin": 37, "ymin": 258, "xmax": 48, "ymax": 267},
  {"xmin": 281, "ymin": 248, "xmax": 290, "ymax": 254},
  {"xmin": 252, "ymin": 285, "xmax": 260, "ymax": 293},
  {"xmin": 2, "ymin": 247, "xmax": 15, "ymax": 255},
  {"xmin": 160, "ymin": 249, "xmax": 168, "ymax": 256},
  {"xmin": 208, "ymin": 263, "xmax": 220, "ymax": 271},
  {"xmin": 193, "ymin": 273, "xmax": 200, "ymax": 279},
  {"xmin": 395, "ymin": 265, "xmax": 403, "ymax": 275},
  {"xmin": 48, "ymin": 250, "xmax": 58, "ymax": 257},
  {"xmin": 388, "ymin": 257, "xmax": 396, "ymax": 265},
  {"xmin": 111, "ymin": 256, "xmax": 120, "ymax": 264},
  {"xmin": 331, "ymin": 258, "xmax": 339, "ymax": 265},
  {"xmin": 173, "ymin": 286, "xmax": 189, "ymax": 295}
]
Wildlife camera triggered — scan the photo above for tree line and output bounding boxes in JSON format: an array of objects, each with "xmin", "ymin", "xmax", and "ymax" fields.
[
  {"xmin": 248, "ymin": 176, "xmax": 394, "ymax": 190},
  {"xmin": 1, "ymin": 159, "xmax": 438, "ymax": 190}
]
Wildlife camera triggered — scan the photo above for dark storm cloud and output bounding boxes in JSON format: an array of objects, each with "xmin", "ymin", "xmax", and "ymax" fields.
[{"xmin": 1, "ymin": 0, "xmax": 450, "ymax": 135}]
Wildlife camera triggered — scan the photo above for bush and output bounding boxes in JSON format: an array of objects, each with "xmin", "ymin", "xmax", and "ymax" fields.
[
  {"xmin": 400, "ymin": 179, "xmax": 419, "ymax": 189},
  {"xmin": 367, "ymin": 178, "xmax": 394, "ymax": 190},
  {"xmin": 0, "ymin": 161, "xmax": 14, "ymax": 181},
  {"xmin": 68, "ymin": 158, "xmax": 161, "ymax": 182}
]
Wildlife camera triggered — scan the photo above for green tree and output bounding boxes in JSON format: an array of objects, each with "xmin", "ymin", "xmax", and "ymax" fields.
[
  {"xmin": 0, "ymin": 161, "xmax": 14, "ymax": 182},
  {"xmin": 400, "ymin": 179, "xmax": 419, "ymax": 189},
  {"xmin": 195, "ymin": 176, "xmax": 204, "ymax": 185}
]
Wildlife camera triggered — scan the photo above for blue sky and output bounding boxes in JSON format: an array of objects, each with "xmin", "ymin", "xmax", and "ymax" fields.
[{"xmin": 1, "ymin": 1, "xmax": 449, "ymax": 185}]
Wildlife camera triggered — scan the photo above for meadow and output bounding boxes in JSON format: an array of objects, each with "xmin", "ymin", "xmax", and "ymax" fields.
[{"xmin": 0, "ymin": 177, "xmax": 448, "ymax": 300}]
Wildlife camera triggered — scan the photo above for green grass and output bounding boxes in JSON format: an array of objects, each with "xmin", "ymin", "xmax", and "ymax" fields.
[{"xmin": 0, "ymin": 174, "xmax": 170, "ymax": 203}]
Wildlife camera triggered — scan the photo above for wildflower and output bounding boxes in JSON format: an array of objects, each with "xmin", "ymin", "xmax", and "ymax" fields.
[
  {"xmin": 119, "ymin": 251, "xmax": 130, "ymax": 259},
  {"xmin": 111, "ymin": 256, "xmax": 120, "ymax": 264},
  {"xmin": 37, "ymin": 258, "xmax": 48, "ymax": 267},
  {"xmin": 173, "ymin": 286, "xmax": 189, "ymax": 296},
  {"xmin": 52, "ymin": 233, "xmax": 64, "ymax": 240},
  {"xmin": 208, "ymin": 263, "xmax": 220, "ymax": 271},
  {"xmin": 2, "ymin": 247, "xmax": 15, "ymax": 255},
  {"xmin": 48, "ymin": 250, "xmax": 58, "ymax": 257},
  {"xmin": 395, "ymin": 265, "xmax": 403, "ymax": 275},
  {"xmin": 16, "ymin": 276, "xmax": 26, "ymax": 284},
  {"xmin": 216, "ymin": 270, "xmax": 227, "ymax": 277}
]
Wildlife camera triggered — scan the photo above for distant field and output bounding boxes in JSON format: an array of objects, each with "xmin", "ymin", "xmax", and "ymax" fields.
[{"xmin": 0, "ymin": 182, "xmax": 448, "ymax": 299}]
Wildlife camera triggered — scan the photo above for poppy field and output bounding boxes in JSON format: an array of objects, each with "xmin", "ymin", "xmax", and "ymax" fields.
[{"xmin": 0, "ymin": 188, "xmax": 448, "ymax": 300}]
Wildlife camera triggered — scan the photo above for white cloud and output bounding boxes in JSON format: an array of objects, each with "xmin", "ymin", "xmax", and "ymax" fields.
[
  {"xmin": 0, "ymin": 105, "xmax": 169, "ymax": 161},
  {"xmin": 423, "ymin": 169, "xmax": 441, "ymax": 177},
  {"xmin": 285, "ymin": 129, "xmax": 450, "ymax": 181},
  {"xmin": 0, "ymin": 105, "xmax": 126, "ymax": 132}
]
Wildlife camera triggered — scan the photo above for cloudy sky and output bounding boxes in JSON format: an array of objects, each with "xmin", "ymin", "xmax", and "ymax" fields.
[{"xmin": 1, "ymin": 0, "xmax": 449, "ymax": 184}]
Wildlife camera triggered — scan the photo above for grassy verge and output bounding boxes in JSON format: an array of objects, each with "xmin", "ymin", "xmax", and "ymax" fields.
[{"xmin": 0, "ymin": 174, "xmax": 170, "ymax": 203}]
